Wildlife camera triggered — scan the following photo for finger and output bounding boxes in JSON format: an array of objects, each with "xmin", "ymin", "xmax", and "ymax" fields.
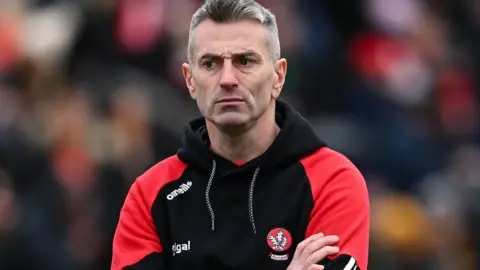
[
  {"xmin": 302, "ymin": 235, "xmax": 339, "ymax": 258},
  {"xmin": 308, "ymin": 265, "xmax": 324, "ymax": 270},
  {"xmin": 293, "ymin": 233, "xmax": 325, "ymax": 258},
  {"xmin": 306, "ymin": 246, "xmax": 340, "ymax": 265}
]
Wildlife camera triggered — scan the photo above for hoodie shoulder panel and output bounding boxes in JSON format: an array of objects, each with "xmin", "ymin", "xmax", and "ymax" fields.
[
  {"xmin": 112, "ymin": 155, "xmax": 187, "ymax": 270},
  {"xmin": 300, "ymin": 147, "xmax": 370, "ymax": 270}
]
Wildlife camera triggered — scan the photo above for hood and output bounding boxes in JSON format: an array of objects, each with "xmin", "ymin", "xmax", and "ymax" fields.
[
  {"xmin": 177, "ymin": 99, "xmax": 326, "ymax": 177},
  {"xmin": 177, "ymin": 99, "xmax": 326, "ymax": 234}
]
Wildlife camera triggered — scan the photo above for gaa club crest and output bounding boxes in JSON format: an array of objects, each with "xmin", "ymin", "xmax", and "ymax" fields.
[{"xmin": 266, "ymin": 228, "xmax": 292, "ymax": 261}]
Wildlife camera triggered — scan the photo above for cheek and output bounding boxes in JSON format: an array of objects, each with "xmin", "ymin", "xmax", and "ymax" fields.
[
  {"xmin": 196, "ymin": 91, "xmax": 210, "ymax": 111},
  {"xmin": 250, "ymin": 72, "xmax": 274, "ymax": 101},
  {"xmin": 192, "ymin": 76, "xmax": 216, "ymax": 113}
]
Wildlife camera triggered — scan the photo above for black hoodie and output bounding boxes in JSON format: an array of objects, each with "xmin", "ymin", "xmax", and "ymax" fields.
[{"xmin": 112, "ymin": 100, "xmax": 369, "ymax": 270}]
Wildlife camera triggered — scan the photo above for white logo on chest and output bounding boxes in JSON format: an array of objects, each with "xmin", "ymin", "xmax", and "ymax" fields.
[
  {"xmin": 172, "ymin": 241, "xmax": 191, "ymax": 256},
  {"xmin": 167, "ymin": 181, "xmax": 192, "ymax": 200}
]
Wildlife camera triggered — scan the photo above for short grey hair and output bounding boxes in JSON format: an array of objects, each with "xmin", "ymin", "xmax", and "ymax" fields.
[{"xmin": 187, "ymin": 0, "xmax": 281, "ymax": 63}]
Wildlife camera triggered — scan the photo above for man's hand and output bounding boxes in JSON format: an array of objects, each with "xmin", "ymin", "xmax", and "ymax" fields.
[{"xmin": 287, "ymin": 233, "xmax": 340, "ymax": 270}]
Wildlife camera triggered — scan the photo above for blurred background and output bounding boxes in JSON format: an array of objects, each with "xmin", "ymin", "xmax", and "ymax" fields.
[{"xmin": 0, "ymin": 0, "xmax": 479, "ymax": 269}]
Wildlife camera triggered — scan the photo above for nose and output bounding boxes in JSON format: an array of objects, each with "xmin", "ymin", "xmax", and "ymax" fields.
[{"xmin": 219, "ymin": 61, "xmax": 239, "ymax": 89}]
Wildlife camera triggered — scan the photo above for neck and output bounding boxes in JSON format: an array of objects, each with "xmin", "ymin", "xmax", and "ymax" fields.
[{"xmin": 207, "ymin": 105, "xmax": 279, "ymax": 163}]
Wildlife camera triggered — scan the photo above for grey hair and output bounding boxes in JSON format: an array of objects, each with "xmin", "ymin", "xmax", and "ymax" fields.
[{"xmin": 187, "ymin": 0, "xmax": 281, "ymax": 63}]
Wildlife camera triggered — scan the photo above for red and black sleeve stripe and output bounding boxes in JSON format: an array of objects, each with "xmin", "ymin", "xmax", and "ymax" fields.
[
  {"xmin": 111, "ymin": 156, "xmax": 187, "ymax": 270},
  {"xmin": 301, "ymin": 148, "xmax": 370, "ymax": 270}
]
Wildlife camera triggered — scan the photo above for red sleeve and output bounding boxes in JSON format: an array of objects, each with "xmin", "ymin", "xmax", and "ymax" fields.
[
  {"xmin": 111, "ymin": 156, "xmax": 187, "ymax": 270},
  {"xmin": 300, "ymin": 148, "xmax": 370, "ymax": 270}
]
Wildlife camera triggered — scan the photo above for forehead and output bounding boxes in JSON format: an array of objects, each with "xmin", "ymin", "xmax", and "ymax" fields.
[{"xmin": 193, "ymin": 20, "xmax": 269, "ymax": 59}]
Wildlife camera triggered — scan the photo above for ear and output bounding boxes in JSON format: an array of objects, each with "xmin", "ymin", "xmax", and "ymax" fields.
[
  {"xmin": 272, "ymin": 58, "xmax": 287, "ymax": 99},
  {"xmin": 182, "ymin": 63, "xmax": 196, "ymax": 100}
]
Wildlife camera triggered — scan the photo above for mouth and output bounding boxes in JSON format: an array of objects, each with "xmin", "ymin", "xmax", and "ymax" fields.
[{"xmin": 216, "ymin": 97, "xmax": 245, "ymax": 104}]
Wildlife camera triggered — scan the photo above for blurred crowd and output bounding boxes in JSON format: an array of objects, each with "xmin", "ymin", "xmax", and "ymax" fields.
[{"xmin": 0, "ymin": 0, "xmax": 479, "ymax": 269}]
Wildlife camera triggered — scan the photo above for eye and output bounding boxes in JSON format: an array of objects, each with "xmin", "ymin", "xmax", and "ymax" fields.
[
  {"xmin": 239, "ymin": 58, "xmax": 250, "ymax": 65},
  {"xmin": 237, "ymin": 57, "xmax": 254, "ymax": 67},
  {"xmin": 204, "ymin": 61, "xmax": 216, "ymax": 70}
]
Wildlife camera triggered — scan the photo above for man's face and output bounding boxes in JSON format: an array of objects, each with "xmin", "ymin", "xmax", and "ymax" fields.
[{"xmin": 182, "ymin": 20, "xmax": 286, "ymax": 128}]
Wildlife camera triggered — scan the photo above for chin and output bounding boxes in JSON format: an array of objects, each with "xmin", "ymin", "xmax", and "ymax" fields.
[{"xmin": 211, "ymin": 112, "xmax": 252, "ymax": 127}]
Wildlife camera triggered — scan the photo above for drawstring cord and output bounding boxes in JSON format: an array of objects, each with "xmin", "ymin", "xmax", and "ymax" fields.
[
  {"xmin": 205, "ymin": 160, "xmax": 260, "ymax": 234},
  {"xmin": 205, "ymin": 160, "xmax": 217, "ymax": 231},
  {"xmin": 248, "ymin": 167, "xmax": 260, "ymax": 234}
]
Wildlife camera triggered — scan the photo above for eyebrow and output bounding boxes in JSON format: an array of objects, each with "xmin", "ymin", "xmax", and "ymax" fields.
[{"xmin": 197, "ymin": 50, "xmax": 262, "ymax": 63}]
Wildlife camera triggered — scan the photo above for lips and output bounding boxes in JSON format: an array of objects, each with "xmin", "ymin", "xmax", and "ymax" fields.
[{"xmin": 216, "ymin": 97, "xmax": 245, "ymax": 103}]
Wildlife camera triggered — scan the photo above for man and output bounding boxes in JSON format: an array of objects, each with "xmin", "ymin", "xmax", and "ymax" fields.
[{"xmin": 111, "ymin": 0, "xmax": 370, "ymax": 269}]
